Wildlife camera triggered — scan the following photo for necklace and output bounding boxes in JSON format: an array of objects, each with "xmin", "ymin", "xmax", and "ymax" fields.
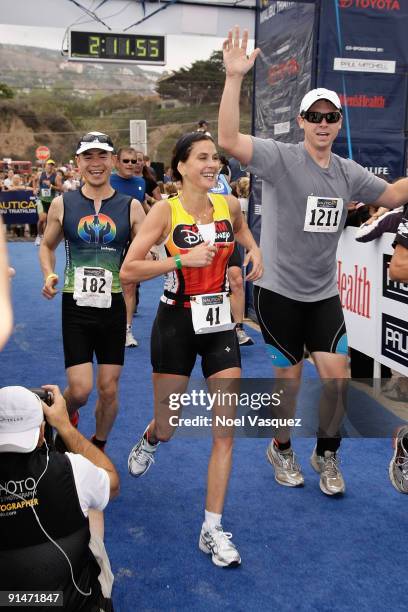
[{"xmin": 179, "ymin": 192, "xmax": 212, "ymax": 224}]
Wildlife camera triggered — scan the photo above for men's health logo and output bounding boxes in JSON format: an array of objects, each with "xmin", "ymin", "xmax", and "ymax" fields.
[{"xmin": 78, "ymin": 213, "xmax": 116, "ymax": 244}]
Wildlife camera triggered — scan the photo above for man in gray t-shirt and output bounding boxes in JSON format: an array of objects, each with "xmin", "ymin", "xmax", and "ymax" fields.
[{"xmin": 219, "ymin": 27, "xmax": 408, "ymax": 496}]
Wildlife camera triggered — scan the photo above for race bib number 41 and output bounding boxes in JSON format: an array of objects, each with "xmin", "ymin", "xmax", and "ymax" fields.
[
  {"xmin": 190, "ymin": 292, "xmax": 235, "ymax": 335},
  {"xmin": 303, "ymin": 196, "xmax": 343, "ymax": 233},
  {"xmin": 73, "ymin": 267, "xmax": 112, "ymax": 308}
]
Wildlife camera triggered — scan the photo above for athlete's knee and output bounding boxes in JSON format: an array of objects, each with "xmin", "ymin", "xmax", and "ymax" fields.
[
  {"xmin": 97, "ymin": 380, "xmax": 118, "ymax": 405},
  {"xmin": 211, "ymin": 435, "xmax": 234, "ymax": 454},
  {"xmin": 228, "ymin": 267, "xmax": 243, "ymax": 292},
  {"xmin": 67, "ymin": 383, "xmax": 92, "ymax": 407}
]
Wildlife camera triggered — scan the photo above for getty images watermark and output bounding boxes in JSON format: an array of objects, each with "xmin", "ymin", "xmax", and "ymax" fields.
[{"xmin": 167, "ymin": 389, "xmax": 302, "ymax": 429}]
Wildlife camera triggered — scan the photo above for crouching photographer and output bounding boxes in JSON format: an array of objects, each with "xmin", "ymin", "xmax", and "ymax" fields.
[{"xmin": 0, "ymin": 385, "xmax": 119, "ymax": 611}]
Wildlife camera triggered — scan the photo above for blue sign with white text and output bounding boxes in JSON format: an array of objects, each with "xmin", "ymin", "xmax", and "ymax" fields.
[{"xmin": 0, "ymin": 190, "xmax": 38, "ymax": 225}]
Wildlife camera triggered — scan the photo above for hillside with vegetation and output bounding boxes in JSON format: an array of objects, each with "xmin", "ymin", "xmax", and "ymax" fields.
[{"xmin": 0, "ymin": 47, "xmax": 253, "ymax": 166}]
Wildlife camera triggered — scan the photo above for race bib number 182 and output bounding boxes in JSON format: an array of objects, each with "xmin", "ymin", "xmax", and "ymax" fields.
[{"xmin": 73, "ymin": 267, "xmax": 112, "ymax": 308}]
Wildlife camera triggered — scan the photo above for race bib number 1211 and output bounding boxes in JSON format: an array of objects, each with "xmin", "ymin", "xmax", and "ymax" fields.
[{"xmin": 303, "ymin": 196, "xmax": 343, "ymax": 233}]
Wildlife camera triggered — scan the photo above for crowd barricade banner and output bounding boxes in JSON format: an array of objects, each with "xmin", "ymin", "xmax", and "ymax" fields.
[
  {"xmin": 0, "ymin": 190, "xmax": 38, "ymax": 225},
  {"xmin": 337, "ymin": 227, "xmax": 408, "ymax": 376}
]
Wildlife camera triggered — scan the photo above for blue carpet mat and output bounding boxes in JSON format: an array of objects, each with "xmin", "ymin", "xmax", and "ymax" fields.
[{"xmin": 1, "ymin": 243, "xmax": 407, "ymax": 612}]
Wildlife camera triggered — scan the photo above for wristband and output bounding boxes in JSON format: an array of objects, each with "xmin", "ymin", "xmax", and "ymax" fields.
[
  {"xmin": 174, "ymin": 254, "xmax": 183, "ymax": 270},
  {"xmin": 46, "ymin": 273, "xmax": 58, "ymax": 282}
]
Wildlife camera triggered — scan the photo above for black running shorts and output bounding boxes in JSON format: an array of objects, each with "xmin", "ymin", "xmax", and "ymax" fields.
[
  {"xmin": 253, "ymin": 286, "xmax": 348, "ymax": 367},
  {"xmin": 151, "ymin": 302, "xmax": 241, "ymax": 378},
  {"xmin": 41, "ymin": 201, "xmax": 52, "ymax": 215},
  {"xmin": 62, "ymin": 293, "xmax": 126, "ymax": 368}
]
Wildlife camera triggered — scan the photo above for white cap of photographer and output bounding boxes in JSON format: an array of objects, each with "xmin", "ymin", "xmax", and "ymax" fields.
[{"xmin": 0, "ymin": 386, "xmax": 44, "ymax": 453}]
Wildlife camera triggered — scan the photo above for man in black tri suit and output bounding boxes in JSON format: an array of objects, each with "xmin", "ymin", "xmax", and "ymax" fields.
[{"xmin": 39, "ymin": 132, "xmax": 145, "ymax": 451}]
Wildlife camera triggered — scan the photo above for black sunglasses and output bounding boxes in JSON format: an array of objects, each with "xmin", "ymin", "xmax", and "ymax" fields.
[
  {"xmin": 121, "ymin": 159, "xmax": 139, "ymax": 164},
  {"xmin": 301, "ymin": 111, "xmax": 342, "ymax": 124}
]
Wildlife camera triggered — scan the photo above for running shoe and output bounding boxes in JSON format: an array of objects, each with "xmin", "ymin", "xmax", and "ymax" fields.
[
  {"xmin": 128, "ymin": 428, "xmax": 159, "ymax": 477},
  {"xmin": 199, "ymin": 524, "xmax": 241, "ymax": 568},
  {"xmin": 266, "ymin": 441, "xmax": 304, "ymax": 487},
  {"xmin": 236, "ymin": 326, "xmax": 254, "ymax": 346},
  {"xmin": 125, "ymin": 328, "xmax": 138, "ymax": 348},
  {"xmin": 310, "ymin": 447, "xmax": 345, "ymax": 495},
  {"xmin": 389, "ymin": 425, "xmax": 408, "ymax": 494}
]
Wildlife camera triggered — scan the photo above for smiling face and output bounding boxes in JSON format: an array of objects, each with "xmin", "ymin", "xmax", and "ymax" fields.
[
  {"xmin": 177, "ymin": 140, "xmax": 220, "ymax": 191},
  {"xmin": 76, "ymin": 149, "xmax": 114, "ymax": 188},
  {"xmin": 297, "ymin": 100, "xmax": 342, "ymax": 152}
]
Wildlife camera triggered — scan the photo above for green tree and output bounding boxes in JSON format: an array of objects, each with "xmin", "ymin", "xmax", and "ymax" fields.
[
  {"xmin": 156, "ymin": 51, "xmax": 253, "ymax": 107},
  {"xmin": 0, "ymin": 83, "xmax": 14, "ymax": 99}
]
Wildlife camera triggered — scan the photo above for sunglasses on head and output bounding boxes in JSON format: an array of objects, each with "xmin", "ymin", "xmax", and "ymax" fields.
[
  {"xmin": 301, "ymin": 111, "xmax": 342, "ymax": 124},
  {"xmin": 121, "ymin": 159, "xmax": 138, "ymax": 164},
  {"xmin": 80, "ymin": 133, "xmax": 114, "ymax": 146}
]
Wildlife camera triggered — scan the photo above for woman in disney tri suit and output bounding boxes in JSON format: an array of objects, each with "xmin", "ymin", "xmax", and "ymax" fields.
[{"xmin": 120, "ymin": 131, "xmax": 263, "ymax": 567}]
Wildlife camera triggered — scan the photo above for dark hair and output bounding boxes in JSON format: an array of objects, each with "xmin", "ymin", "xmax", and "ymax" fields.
[{"xmin": 171, "ymin": 132, "xmax": 215, "ymax": 182}]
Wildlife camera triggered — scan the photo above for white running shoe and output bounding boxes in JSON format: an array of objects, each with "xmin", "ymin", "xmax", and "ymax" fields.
[
  {"xmin": 34, "ymin": 235, "xmax": 42, "ymax": 246},
  {"xmin": 128, "ymin": 429, "xmax": 159, "ymax": 477},
  {"xmin": 266, "ymin": 441, "xmax": 304, "ymax": 487},
  {"xmin": 125, "ymin": 328, "xmax": 138, "ymax": 348},
  {"xmin": 199, "ymin": 524, "xmax": 241, "ymax": 568},
  {"xmin": 310, "ymin": 447, "xmax": 345, "ymax": 495},
  {"xmin": 389, "ymin": 425, "xmax": 408, "ymax": 494}
]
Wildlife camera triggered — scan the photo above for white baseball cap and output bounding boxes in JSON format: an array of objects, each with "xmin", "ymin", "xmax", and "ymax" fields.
[
  {"xmin": 300, "ymin": 88, "xmax": 342, "ymax": 114},
  {"xmin": 76, "ymin": 131, "xmax": 115, "ymax": 155},
  {"xmin": 0, "ymin": 386, "xmax": 43, "ymax": 453}
]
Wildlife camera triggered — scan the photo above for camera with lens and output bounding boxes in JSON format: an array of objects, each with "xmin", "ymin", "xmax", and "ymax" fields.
[
  {"xmin": 29, "ymin": 388, "xmax": 53, "ymax": 407},
  {"xmin": 28, "ymin": 388, "xmax": 54, "ymax": 447}
]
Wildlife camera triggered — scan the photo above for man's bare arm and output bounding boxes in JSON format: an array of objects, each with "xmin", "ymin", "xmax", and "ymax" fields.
[
  {"xmin": 218, "ymin": 27, "xmax": 259, "ymax": 165},
  {"xmin": 130, "ymin": 198, "xmax": 147, "ymax": 240},
  {"xmin": 42, "ymin": 385, "xmax": 119, "ymax": 499},
  {"xmin": 39, "ymin": 196, "xmax": 64, "ymax": 299},
  {"xmin": 373, "ymin": 179, "xmax": 408, "ymax": 210},
  {"xmin": 389, "ymin": 244, "xmax": 408, "ymax": 282},
  {"xmin": 0, "ymin": 218, "xmax": 13, "ymax": 349}
]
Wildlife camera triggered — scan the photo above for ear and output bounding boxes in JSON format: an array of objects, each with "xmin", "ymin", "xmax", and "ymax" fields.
[
  {"xmin": 177, "ymin": 161, "xmax": 185, "ymax": 178},
  {"xmin": 296, "ymin": 115, "xmax": 304, "ymax": 131}
]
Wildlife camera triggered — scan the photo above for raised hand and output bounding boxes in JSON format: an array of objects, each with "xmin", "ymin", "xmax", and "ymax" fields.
[{"xmin": 222, "ymin": 26, "xmax": 260, "ymax": 78}]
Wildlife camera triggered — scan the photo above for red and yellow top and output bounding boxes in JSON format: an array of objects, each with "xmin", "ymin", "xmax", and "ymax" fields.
[{"xmin": 161, "ymin": 193, "xmax": 235, "ymax": 307}]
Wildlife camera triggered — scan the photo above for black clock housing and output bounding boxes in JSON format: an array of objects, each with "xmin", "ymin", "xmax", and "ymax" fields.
[{"xmin": 69, "ymin": 31, "xmax": 166, "ymax": 65}]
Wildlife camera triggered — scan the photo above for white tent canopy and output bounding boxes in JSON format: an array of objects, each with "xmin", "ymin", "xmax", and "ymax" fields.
[{"xmin": 0, "ymin": 0, "xmax": 255, "ymax": 37}]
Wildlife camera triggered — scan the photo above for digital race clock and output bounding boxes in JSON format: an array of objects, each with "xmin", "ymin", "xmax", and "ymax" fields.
[{"xmin": 69, "ymin": 31, "xmax": 166, "ymax": 65}]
